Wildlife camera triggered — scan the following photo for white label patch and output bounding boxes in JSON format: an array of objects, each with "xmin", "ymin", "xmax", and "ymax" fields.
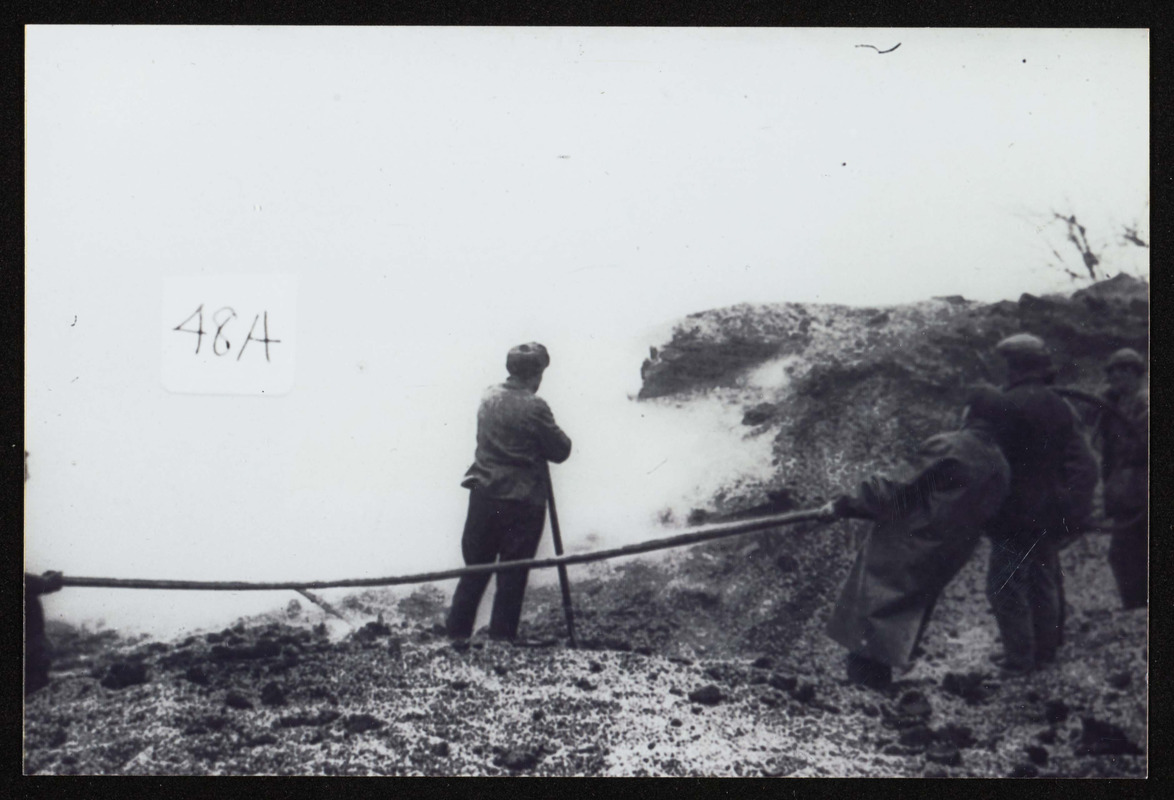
[{"xmin": 161, "ymin": 275, "xmax": 297, "ymax": 396}]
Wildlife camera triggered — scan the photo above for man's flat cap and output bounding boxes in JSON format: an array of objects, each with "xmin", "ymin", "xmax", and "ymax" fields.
[
  {"xmin": 506, "ymin": 342, "xmax": 551, "ymax": 378},
  {"xmin": 995, "ymin": 333, "xmax": 1050, "ymax": 362},
  {"xmin": 963, "ymin": 383, "xmax": 1012, "ymax": 426}
]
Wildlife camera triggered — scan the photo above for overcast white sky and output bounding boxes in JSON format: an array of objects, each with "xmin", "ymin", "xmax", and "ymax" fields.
[{"xmin": 25, "ymin": 27, "xmax": 1148, "ymax": 635}]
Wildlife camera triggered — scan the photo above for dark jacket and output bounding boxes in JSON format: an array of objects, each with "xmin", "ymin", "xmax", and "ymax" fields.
[
  {"xmin": 25, "ymin": 572, "xmax": 59, "ymax": 597},
  {"xmin": 826, "ymin": 425, "xmax": 1011, "ymax": 668},
  {"xmin": 987, "ymin": 375, "xmax": 1096, "ymax": 536},
  {"xmin": 461, "ymin": 376, "xmax": 572, "ymax": 506},
  {"xmin": 25, "ymin": 572, "xmax": 62, "ymax": 695},
  {"xmin": 1096, "ymin": 386, "xmax": 1148, "ymax": 518},
  {"xmin": 25, "ymin": 571, "xmax": 62, "ymax": 637}
]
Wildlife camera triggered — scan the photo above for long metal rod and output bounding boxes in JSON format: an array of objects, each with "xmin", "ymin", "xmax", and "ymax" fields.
[
  {"xmin": 545, "ymin": 464, "xmax": 577, "ymax": 648},
  {"xmin": 58, "ymin": 507, "xmax": 828, "ymax": 591}
]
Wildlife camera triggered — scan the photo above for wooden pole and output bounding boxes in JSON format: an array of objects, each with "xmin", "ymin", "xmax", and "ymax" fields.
[
  {"xmin": 294, "ymin": 588, "xmax": 351, "ymax": 626},
  {"xmin": 544, "ymin": 464, "xmax": 577, "ymax": 648}
]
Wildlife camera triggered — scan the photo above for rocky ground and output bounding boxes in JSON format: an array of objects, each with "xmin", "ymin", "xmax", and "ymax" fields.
[
  {"xmin": 24, "ymin": 275, "xmax": 1148, "ymax": 776},
  {"xmin": 22, "ymin": 539, "xmax": 1147, "ymax": 777}
]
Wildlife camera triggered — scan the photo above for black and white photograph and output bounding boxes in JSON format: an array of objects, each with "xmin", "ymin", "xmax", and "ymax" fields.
[{"xmin": 23, "ymin": 26, "xmax": 1148, "ymax": 777}]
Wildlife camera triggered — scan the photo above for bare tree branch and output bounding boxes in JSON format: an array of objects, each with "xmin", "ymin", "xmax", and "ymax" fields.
[
  {"xmin": 1121, "ymin": 225, "xmax": 1148, "ymax": 248},
  {"xmin": 1052, "ymin": 212, "xmax": 1102, "ymax": 280}
]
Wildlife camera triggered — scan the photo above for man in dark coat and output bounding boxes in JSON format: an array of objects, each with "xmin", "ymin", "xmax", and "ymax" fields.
[
  {"xmin": 822, "ymin": 386, "xmax": 1012, "ymax": 690},
  {"xmin": 24, "ymin": 451, "xmax": 65, "ymax": 696},
  {"xmin": 984, "ymin": 334, "xmax": 1098, "ymax": 676},
  {"xmin": 1095, "ymin": 348, "xmax": 1148, "ymax": 609},
  {"xmin": 26, "ymin": 571, "xmax": 64, "ymax": 696},
  {"xmin": 446, "ymin": 343, "xmax": 573, "ymax": 642}
]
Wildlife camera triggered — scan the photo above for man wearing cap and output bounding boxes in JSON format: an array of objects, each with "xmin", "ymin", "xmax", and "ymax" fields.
[
  {"xmin": 820, "ymin": 385, "xmax": 1012, "ymax": 690},
  {"xmin": 983, "ymin": 333, "xmax": 1098, "ymax": 676},
  {"xmin": 445, "ymin": 343, "xmax": 573, "ymax": 642},
  {"xmin": 1095, "ymin": 348, "xmax": 1148, "ymax": 609}
]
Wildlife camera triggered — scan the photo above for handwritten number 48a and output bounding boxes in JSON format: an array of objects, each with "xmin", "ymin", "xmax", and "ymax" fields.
[{"xmin": 173, "ymin": 304, "xmax": 281, "ymax": 362}]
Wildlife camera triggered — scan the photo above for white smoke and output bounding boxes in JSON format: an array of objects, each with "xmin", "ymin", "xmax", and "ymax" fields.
[{"xmin": 33, "ymin": 325, "xmax": 783, "ymax": 639}]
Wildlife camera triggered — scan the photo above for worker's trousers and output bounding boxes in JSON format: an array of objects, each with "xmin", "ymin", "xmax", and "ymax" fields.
[
  {"xmin": 986, "ymin": 528, "xmax": 1063, "ymax": 671},
  {"xmin": 446, "ymin": 489, "xmax": 546, "ymax": 640},
  {"xmin": 25, "ymin": 593, "xmax": 50, "ymax": 696},
  {"xmin": 1109, "ymin": 516, "xmax": 1147, "ymax": 610}
]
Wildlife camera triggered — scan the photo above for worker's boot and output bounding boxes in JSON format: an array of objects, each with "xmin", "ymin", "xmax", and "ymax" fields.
[{"xmin": 846, "ymin": 652, "xmax": 892, "ymax": 691}]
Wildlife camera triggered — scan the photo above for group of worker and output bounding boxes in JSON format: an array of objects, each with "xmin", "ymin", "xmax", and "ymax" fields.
[
  {"xmin": 821, "ymin": 335, "xmax": 1148, "ymax": 689},
  {"xmin": 23, "ymin": 335, "xmax": 1147, "ymax": 698},
  {"xmin": 442, "ymin": 335, "xmax": 1148, "ymax": 694}
]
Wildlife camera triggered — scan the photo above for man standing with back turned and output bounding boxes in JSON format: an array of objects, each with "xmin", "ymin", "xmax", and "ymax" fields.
[
  {"xmin": 446, "ymin": 343, "xmax": 572, "ymax": 643},
  {"xmin": 984, "ymin": 333, "xmax": 1097, "ymax": 677}
]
